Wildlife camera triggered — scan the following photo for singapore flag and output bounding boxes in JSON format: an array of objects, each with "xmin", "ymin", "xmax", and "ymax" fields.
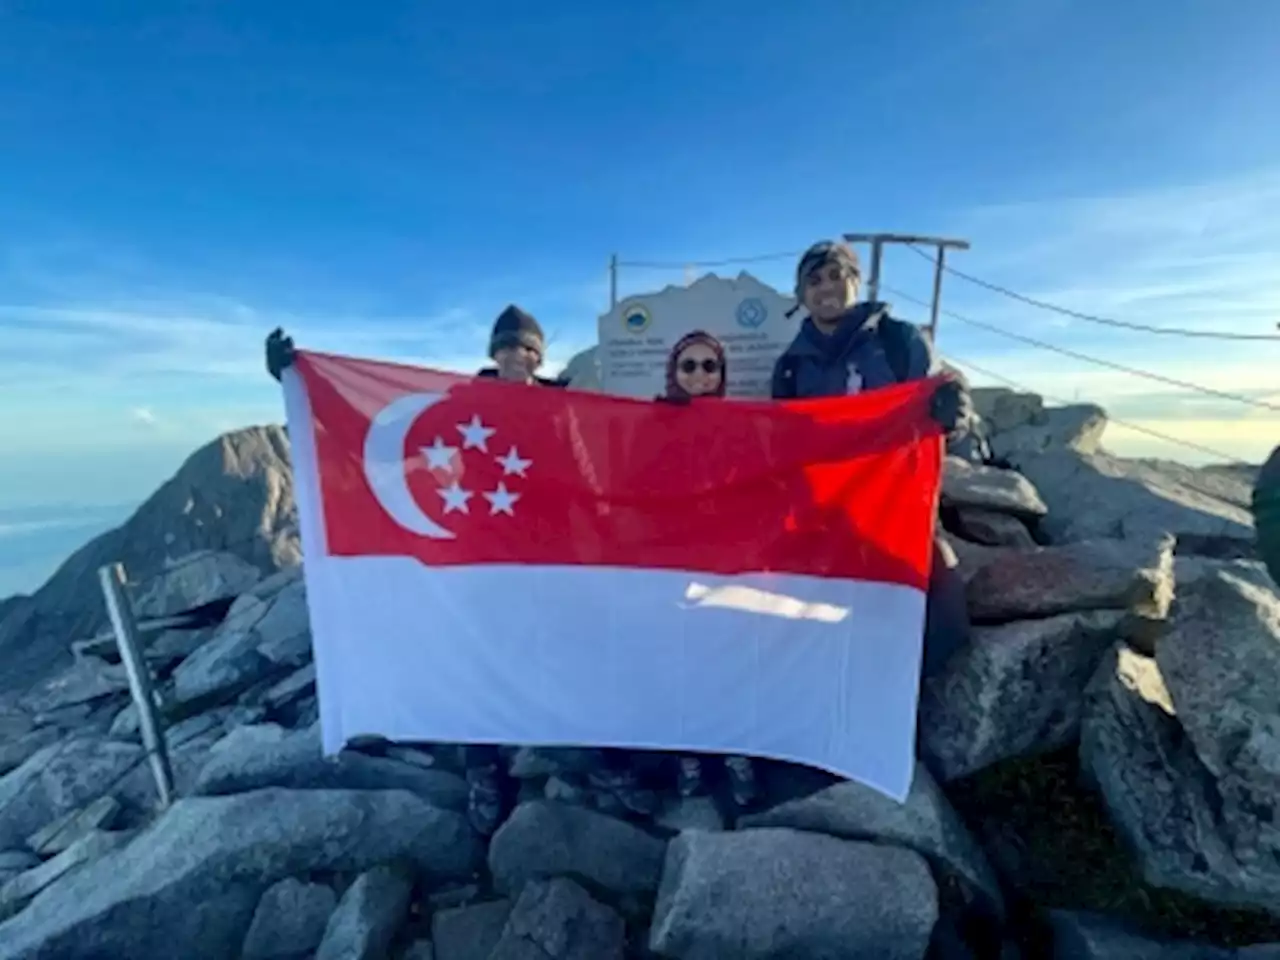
[{"xmin": 281, "ymin": 350, "xmax": 944, "ymax": 801}]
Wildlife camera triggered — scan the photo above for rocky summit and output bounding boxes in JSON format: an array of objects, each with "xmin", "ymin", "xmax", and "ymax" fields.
[{"xmin": 0, "ymin": 393, "xmax": 1277, "ymax": 959}]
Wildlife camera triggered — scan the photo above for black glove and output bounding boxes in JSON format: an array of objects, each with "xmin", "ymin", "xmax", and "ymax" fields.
[
  {"xmin": 929, "ymin": 378, "xmax": 971, "ymax": 435},
  {"xmin": 655, "ymin": 393, "xmax": 692, "ymax": 405},
  {"xmin": 265, "ymin": 328, "xmax": 297, "ymax": 382}
]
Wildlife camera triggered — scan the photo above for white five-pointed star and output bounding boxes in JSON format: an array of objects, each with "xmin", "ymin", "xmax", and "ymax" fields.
[
  {"xmin": 496, "ymin": 445, "xmax": 532, "ymax": 477},
  {"xmin": 421, "ymin": 436, "xmax": 458, "ymax": 471},
  {"xmin": 484, "ymin": 482, "xmax": 520, "ymax": 516},
  {"xmin": 438, "ymin": 482, "xmax": 473, "ymax": 514},
  {"xmin": 457, "ymin": 414, "xmax": 496, "ymax": 452}
]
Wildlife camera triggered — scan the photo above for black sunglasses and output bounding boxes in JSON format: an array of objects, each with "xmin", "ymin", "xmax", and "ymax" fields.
[{"xmin": 679, "ymin": 358, "xmax": 721, "ymax": 375}]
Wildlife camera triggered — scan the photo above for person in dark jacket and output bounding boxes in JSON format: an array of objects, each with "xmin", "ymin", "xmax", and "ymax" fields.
[
  {"xmin": 771, "ymin": 241, "xmax": 973, "ymax": 678},
  {"xmin": 1255, "ymin": 444, "xmax": 1280, "ymax": 586}
]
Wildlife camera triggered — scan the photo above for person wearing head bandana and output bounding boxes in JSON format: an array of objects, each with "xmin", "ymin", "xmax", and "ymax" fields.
[
  {"xmin": 648, "ymin": 331, "xmax": 759, "ymax": 808},
  {"xmin": 772, "ymin": 241, "xmax": 975, "ymax": 679},
  {"xmin": 1255, "ymin": 444, "xmax": 1280, "ymax": 586}
]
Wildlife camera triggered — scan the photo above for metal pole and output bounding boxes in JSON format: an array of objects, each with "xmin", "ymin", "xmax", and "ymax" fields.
[
  {"xmin": 609, "ymin": 254, "xmax": 618, "ymax": 310},
  {"xmin": 98, "ymin": 563, "xmax": 173, "ymax": 808},
  {"xmin": 866, "ymin": 238, "xmax": 884, "ymax": 302},
  {"xmin": 928, "ymin": 245, "xmax": 947, "ymax": 342}
]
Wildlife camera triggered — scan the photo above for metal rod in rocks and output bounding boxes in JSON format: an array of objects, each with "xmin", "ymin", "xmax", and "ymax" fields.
[{"xmin": 98, "ymin": 562, "xmax": 175, "ymax": 809}]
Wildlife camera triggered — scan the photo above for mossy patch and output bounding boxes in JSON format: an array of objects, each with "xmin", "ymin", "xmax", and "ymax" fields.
[{"xmin": 945, "ymin": 747, "xmax": 1280, "ymax": 950}]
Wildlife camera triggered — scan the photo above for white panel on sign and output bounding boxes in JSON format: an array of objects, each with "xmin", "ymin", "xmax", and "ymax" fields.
[{"xmin": 596, "ymin": 272, "xmax": 802, "ymax": 399}]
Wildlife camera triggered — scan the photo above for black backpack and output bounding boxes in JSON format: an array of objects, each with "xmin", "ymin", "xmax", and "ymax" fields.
[{"xmin": 773, "ymin": 316, "xmax": 915, "ymax": 399}]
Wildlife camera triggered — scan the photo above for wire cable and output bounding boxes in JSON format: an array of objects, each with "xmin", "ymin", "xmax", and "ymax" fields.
[
  {"xmin": 881, "ymin": 283, "xmax": 1280, "ymax": 413},
  {"xmin": 905, "ymin": 243, "xmax": 1280, "ymax": 342}
]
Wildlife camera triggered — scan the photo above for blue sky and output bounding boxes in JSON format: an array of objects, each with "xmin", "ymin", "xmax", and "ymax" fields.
[{"xmin": 3, "ymin": 1, "xmax": 1280, "ymax": 594}]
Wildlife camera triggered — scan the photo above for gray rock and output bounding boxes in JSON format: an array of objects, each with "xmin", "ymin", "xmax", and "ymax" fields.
[
  {"xmin": 145, "ymin": 627, "xmax": 213, "ymax": 671},
  {"xmin": 403, "ymin": 941, "xmax": 435, "ymax": 960},
  {"xmin": 107, "ymin": 704, "xmax": 139, "ymax": 740},
  {"xmin": 543, "ymin": 776, "xmax": 588, "ymax": 806},
  {"xmin": 28, "ymin": 703, "xmax": 95, "ymax": 732},
  {"xmin": 133, "ymin": 550, "xmax": 262, "ymax": 619},
  {"xmin": 167, "ymin": 709, "xmax": 229, "ymax": 749},
  {"xmin": 649, "ymin": 828, "xmax": 937, "ymax": 960},
  {"xmin": 489, "ymin": 800, "xmax": 668, "ymax": 900},
  {"xmin": 0, "ymin": 830, "xmax": 136, "ymax": 922},
  {"xmin": 1081, "ymin": 644, "xmax": 1280, "ymax": 914},
  {"xmin": 920, "ymin": 610, "xmax": 1127, "ymax": 781},
  {"xmin": 1154, "ymin": 573, "xmax": 1280, "ymax": 897},
  {"xmin": 383, "ymin": 745, "xmax": 436, "ymax": 769},
  {"xmin": 26, "ymin": 795, "xmax": 122, "ymax": 857},
  {"xmin": 560, "ymin": 346, "xmax": 601, "ymax": 392},
  {"xmin": 990, "ymin": 404, "xmax": 1108, "ymax": 460},
  {"xmin": 0, "ymin": 728, "xmax": 60, "ymax": 778},
  {"xmin": 427, "ymin": 883, "xmax": 480, "ymax": 911},
  {"xmin": 222, "ymin": 704, "xmax": 269, "ymax": 730},
  {"xmin": 193, "ymin": 724, "xmax": 467, "ymax": 812},
  {"xmin": 952, "ymin": 508, "xmax": 1037, "ymax": 548},
  {"xmin": 941, "ymin": 458, "xmax": 1047, "ymax": 518},
  {"xmin": 253, "ymin": 579, "xmax": 312, "ymax": 668},
  {"xmin": 68, "ymin": 632, "xmax": 119, "ymax": 664},
  {"xmin": 966, "ymin": 536, "xmax": 1174, "ymax": 624},
  {"xmin": 116, "ymin": 723, "xmax": 227, "ymax": 817},
  {"xmin": 490, "ymin": 877, "xmax": 625, "ymax": 960},
  {"xmin": 315, "ymin": 862, "xmax": 414, "ymax": 960},
  {"xmin": 240, "ymin": 877, "xmax": 336, "ymax": 960},
  {"xmin": 970, "ymin": 388, "xmax": 1043, "ymax": 434},
  {"xmin": 938, "ymin": 534, "xmax": 1010, "ymax": 586},
  {"xmin": 741, "ymin": 762, "xmax": 1002, "ymax": 916},
  {"xmin": 656, "ymin": 796, "xmax": 725, "ymax": 834},
  {"xmin": 0, "ymin": 706, "xmax": 34, "ymax": 742},
  {"xmin": 19, "ymin": 658, "xmax": 130, "ymax": 715},
  {"xmin": 0, "ymin": 737, "xmax": 143, "ymax": 850},
  {"xmin": 245, "ymin": 564, "xmax": 304, "ymax": 602},
  {"xmin": 508, "ymin": 747, "xmax": 604, "ymax": 779},
  {"xmin": 1009, "ymin": 448, "xmax": 1255, "ymax": 555},
  {"xmin": 1176, "ymin": 556, "xmax": 1277, "ymax": 595},
  {"xmin": 432, "ymin": 899, "xmax": 513, "ymax": 960},
  {"xmin": 0, "ymin": 787, "xmax": 480, "ymax": 960},
  {"xmin": 0, "ymin": 852, "xmax": 40, "ymax": 885},
  {"xmin": 171, "ymin": 608, "xmax": 273, "ymax": 708},
  {"xmin": 262, "ymin": 662, "xmax": 315, "ymax": 709},
  {"xmin": 1048, "ymin": 910, "xmax": 1238, "ymax": 959}
]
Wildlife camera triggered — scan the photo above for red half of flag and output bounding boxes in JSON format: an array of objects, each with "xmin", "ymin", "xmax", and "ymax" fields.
[{"xmin": 294, "ymin": 350, "xmax": 944, "ymax": 590}]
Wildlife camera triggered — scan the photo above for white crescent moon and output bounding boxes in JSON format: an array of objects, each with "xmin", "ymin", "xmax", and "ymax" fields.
[{"xmin": 362, "ymin": 391, "xmax": 456, "ymax": 540}]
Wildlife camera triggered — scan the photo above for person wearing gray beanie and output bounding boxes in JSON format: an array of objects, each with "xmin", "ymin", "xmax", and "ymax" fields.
[{"xmin": 479, "ymin": 304, "xmax": 563, "ymax": 386}]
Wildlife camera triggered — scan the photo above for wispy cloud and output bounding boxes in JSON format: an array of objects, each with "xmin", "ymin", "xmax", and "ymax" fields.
[{"xmin": 129, "ymin": 406, "xmax": 158, "ymax": 426}]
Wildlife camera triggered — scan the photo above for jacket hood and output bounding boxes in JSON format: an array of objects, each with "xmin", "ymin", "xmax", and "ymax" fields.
[{"xmin": 789, "ymin": 301, "xmax": 892, "ymax": 358}]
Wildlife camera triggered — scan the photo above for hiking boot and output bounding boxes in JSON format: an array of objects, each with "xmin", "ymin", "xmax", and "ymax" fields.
[
  {"xmin": 725, "ymin": 755, "xmax": 757, "ymax": 809},
  {"xmin": 677, "ymin": 756, "xmax": 706, "ymax": 798},
  {"xmin": 465, "ymin": 763, "xmax": 504, "ymax": 837}
]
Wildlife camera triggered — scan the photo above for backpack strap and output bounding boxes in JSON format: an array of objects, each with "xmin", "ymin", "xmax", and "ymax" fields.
[{"xmin": 876, "ymin": 317, "xmax": 915, "ymax": 384}]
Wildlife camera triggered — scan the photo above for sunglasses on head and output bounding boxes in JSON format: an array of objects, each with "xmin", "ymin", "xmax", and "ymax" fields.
[{"xmin": 679, "ymin": 357, "xmax": 721, "ymax": 375}]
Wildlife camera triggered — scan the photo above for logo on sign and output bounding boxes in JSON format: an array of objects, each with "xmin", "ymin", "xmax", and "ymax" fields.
[
  {"xmin": 736, "ymin": 297, "xmax": 768, "ymax": 329},
  {"xmin": 621, "ymin": 303, "xmax": 651, "ymax": 334}
]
